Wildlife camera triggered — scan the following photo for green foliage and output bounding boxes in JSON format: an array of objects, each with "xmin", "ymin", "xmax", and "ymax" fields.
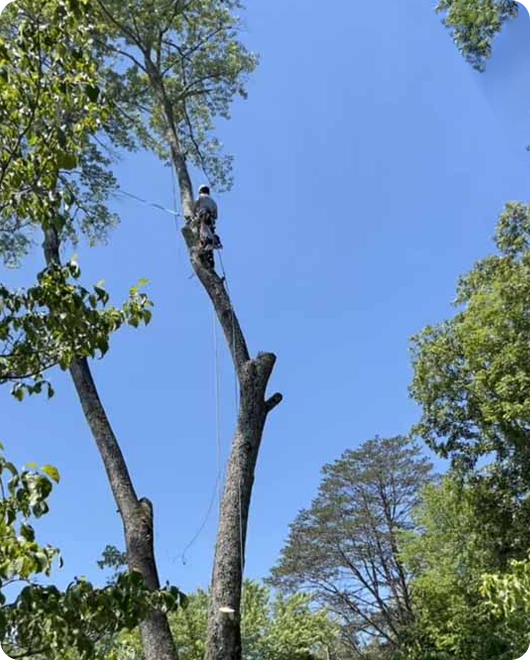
[
  {"xmin": 410, "ymin": 203, "xmax": 530, "ymax": 478},
  {"xmin": 0, "ymin": 0, "xmax": 119, "ymax": 266},
  {"xmin": 0, "ymin": 0, "xmax": 156, "ymax": 397},
  {"xmin": 94, "ymin": 0, "xmax": 258, "ymax": 191},
  {"xmin": 482, "ymin": 553, "xmax": 530, "ymax": 647},
  {"xmin": 400, "ymin": 477, "xmax": 521, "ymax": 660},
  {"xmin": 97, "ymin": 545, "xmax": 128, "ymax": 584},
  {"xmin": 261, "ymin": 589, "xmax": 336, "ymax": 660},
  {"xmin": 0, "ymin": 447, "xmax": 183, "ymax": 660},
  {"xmin": 435, "ymin": 0, "xmax": 518, "ymax": 70},
  {"xmin": 102, "ymin": 580, "xmax": 337, "ymax": 660},
  {"xmin": 269, "ymin": 437, "xmax": 433, "ymax": 658},
  {"xmin": 0, "ymin": 445, "xmax": 60, "ymax": 595},
  {"xmin": 406, "ymin": 204, "xmax": 530, "ymax": 659},
  {"xmin": 0, "ymin": 261, "xmax": 153, "ymax": 398}
]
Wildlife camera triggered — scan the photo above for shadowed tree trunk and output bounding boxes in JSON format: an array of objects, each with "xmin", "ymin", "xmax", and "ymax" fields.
[{"xmin": 43, "ymin": 228, "xmax": 179, "ymax": 660}]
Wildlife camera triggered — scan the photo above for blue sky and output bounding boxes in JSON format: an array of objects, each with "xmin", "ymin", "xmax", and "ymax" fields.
[{"xmin": 3, "ymin": 1, "xmax": 530, "ymax": 594}]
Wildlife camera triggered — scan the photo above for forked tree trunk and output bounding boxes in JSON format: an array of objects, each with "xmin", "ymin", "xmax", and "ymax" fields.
[
  {"xmin": 148, "ymin": 69, "xmax": 283, "ymax": 660},
  {"xmin": 43, "ymin": 228, "xmax": 179, "ymax": 660}
]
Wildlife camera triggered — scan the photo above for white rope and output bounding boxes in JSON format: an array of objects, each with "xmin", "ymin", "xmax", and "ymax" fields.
[
  {"xmin": 178, "ymin": 482, "xmax": 218, "ymax": 565},
  {"xmin": 218, "ymin": 251, "xmax": 239, "ymax": 414},
  {"xmin": 218, "ymin": 252, "xmax": 245, "ymax": 591},
  {"xmin": 178, "ymin": 308, "xmax": 229, "ymax": 565},
  {"xmin": 116, "ymin": 188, "xmax": 182, "ymax": 218},
  {"xmin": 159, "ymin": 184, "xmax": 244, "ymax": 585},
  {"xmin": 213, "ymin": 307, "xmax": 223, "ymax": 511},
  {"xmin": 177, "ymin": 313, "xmax": 224, "ymax": 565}
]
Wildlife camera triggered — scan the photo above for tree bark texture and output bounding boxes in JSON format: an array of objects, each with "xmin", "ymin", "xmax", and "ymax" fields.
[
  {"xmin": 143, "ymin": 54, "xmax": 283, "ymax": 659},
  {"xmin": 154, "ymin": 82, "xmax": 283, "ymax": 658},
  {"xmin": 43, "ymin": 228, "xmax": 179, "ymax": 660}
]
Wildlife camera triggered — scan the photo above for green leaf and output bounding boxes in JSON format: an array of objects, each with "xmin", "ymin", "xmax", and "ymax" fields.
[
  {"xmin": 85, "ymin": 84, "xmax": 100, "ymax": 102},
  {"xmin": 20, "ymin": 524, "xmax": 35, "ymax": 542},
  {"xmin": 57, "ymin": 153, "xmax": 78, "ymax": 170},
  {"xmin": 41, "ymin": 465, "xmax": 60, "ymax": 483}
]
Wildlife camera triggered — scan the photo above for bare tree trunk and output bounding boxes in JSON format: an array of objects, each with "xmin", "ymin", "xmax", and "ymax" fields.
[
  {"xmin": 143, "ymin": 63, "xmax": 282, "ymax": 659},
  {"xmin": 43, "ymin": 228, "xmax": 179, "ymax": 660},
  {"xmin": 167, "ymin": 135, "xmax": 282, "ymax": 660}
]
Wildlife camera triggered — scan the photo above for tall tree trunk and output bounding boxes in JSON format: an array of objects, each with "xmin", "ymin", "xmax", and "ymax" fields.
[
  {"xmin": 43, "ymin": 228, "xmax": 179, "ymax": 660},
  {"xmin": 149, "ymin": 70, "xmax": 283, "ymax": 659}
]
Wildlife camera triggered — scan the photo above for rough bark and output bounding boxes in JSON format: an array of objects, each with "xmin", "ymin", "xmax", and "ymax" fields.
[
  {"xmin": 174, "ymin": 142, "xmax": 282, "ymax": 660},
  {"xmin": 43, "ymin": 228, "xmax": 179, "ymax": 660},
  {"xmin": 143, "ymin": 57, "xmax": 282, "ymax": 658}
]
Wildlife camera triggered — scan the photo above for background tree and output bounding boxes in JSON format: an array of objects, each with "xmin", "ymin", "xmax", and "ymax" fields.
[
  {"xmin": 435, "ymin": 0, "xmax": 518, "ymax": 70},
  {"xmin": 482, "ymin": 551, "xmax": 530, "ymax": 651},
  {"xmin": 399, "ymin": 476, "xmax": 524, "ymax": 660},
  {"xmin": 410, "ymin": 202, "xmax": 530, "ymax": 483},
  {"xmin": 93, "ymin": 580, "xmax": 337, "ymax": 660},
  {"xmin": 269, "ymin": 437, "xmax": 433, "ymax": 660},
  {"xmin": 407, "ymin": 203, "xmax": 530, "ymax": 658}
]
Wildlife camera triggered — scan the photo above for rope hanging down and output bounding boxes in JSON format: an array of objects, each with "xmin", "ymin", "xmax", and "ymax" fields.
[
  {"xmin": 124, "ymin": 177, "xmax": 245, "ymax": 578},
  {"xmin": 178, "ymin": 273, "xmax": 235, "ymax": 565}
]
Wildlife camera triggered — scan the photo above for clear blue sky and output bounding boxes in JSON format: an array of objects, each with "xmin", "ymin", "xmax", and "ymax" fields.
[{"xmin": 3, "ymin": 1, "xmax": 530, "ymax": 594}]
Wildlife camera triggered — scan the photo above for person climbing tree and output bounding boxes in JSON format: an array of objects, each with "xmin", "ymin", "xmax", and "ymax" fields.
[{"xmin": 194, "ymin": 184, "xmax": 221, "ymax": 269}]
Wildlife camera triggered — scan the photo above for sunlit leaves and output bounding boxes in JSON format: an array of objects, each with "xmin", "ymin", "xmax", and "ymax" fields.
[
  {"xmin": 0, "ymin": 0, "xmax": 118, "ymax": 266},
  {"xmin": 96, "ymin": 0, "xmax": 258, "ymax": 191},
  {"xmin": 0, "ymin": 260, "xmax": 153, "ymax": 398},
  {"xmin": 410, "ymin": 203, "xmax": 530, "ymax": 476},
  {"xmin": 482, "ymin": 553, "xmax": 530, "ymax": 646},
  {"xmin": 0, "ymin": 447, "xmax": 185, "ymax": 660},
  {"xmin": 400, "ymin": 477, "xmax": 523, "ymax": 660},
  {"xmin": 0, "ymin": 452, "xmax": 60, "ymax": 595},
  {"xmin": 436, "ymin": 0, "xmax": 518, "ymax": 70}
]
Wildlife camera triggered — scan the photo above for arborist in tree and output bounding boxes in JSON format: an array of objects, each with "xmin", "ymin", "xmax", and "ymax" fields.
[{"xmin": 194, "ymin": 184, "xmax": 222, "ymax": 269}]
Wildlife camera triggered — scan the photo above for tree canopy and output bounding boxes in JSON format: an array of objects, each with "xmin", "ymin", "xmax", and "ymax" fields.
[
  {"xmin": 69, "ymin": 576, "xmax": 337, "ymax": 660},
  {"xmin": 410, "ymin": 203, "xmax": 530, "ymax": 480},
  {"xmin": 435, "ymin": 0, "xmax": 518, "ymax": 70},
  {"xmin": 400, "ymin": 476, "xmax": 526, "ymax": 660},
  {"xmin": 269, "ymin": 437, "xmax": 433, "ymax": 659}
]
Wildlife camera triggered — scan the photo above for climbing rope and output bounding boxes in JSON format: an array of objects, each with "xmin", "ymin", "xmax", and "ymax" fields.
[
  {"xmin": 213, "ymin": 307, "xmax": 224, "ymax": 511},
  {"xmin": 177, "ymin": 306, "xmax": 226, "ymax": 565},
  {"xmin": 116, "ymin": 188, "xmax": 181, "ymax": 218},
  {"xmin": 213, "ymin": 251, "xmax": 245, "ymax": 583},
  {"xmin": 218, "ymin": 251, "xmax": 239, "ymax": 414}
]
